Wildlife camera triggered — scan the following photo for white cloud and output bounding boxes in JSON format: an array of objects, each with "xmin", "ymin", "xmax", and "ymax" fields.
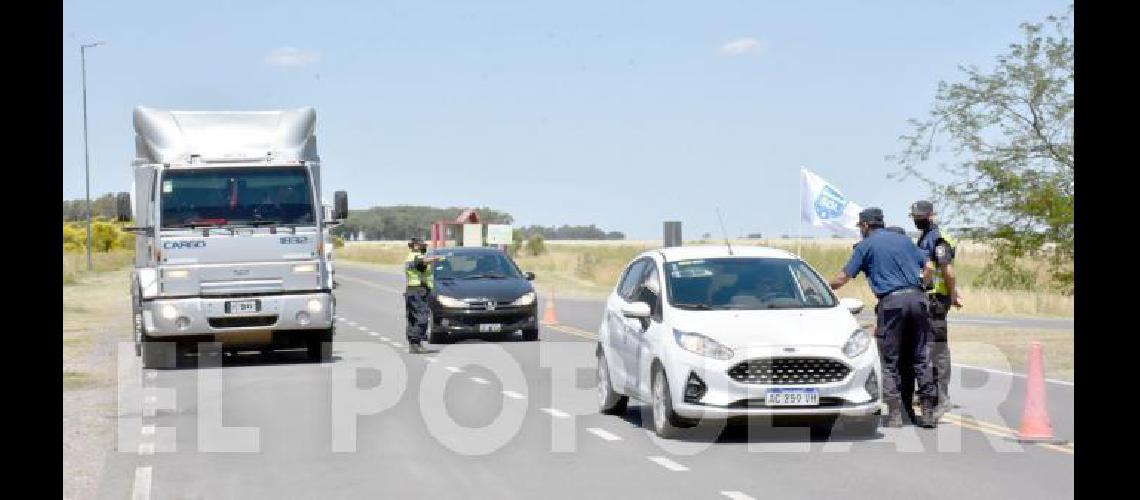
[
  {"xmin": 265, "ymin": 47, "xmax": 321, "ymax": 67},
  {"xmin": 719, "ymin": 38, "xmax": 767, "ymax": 56}
]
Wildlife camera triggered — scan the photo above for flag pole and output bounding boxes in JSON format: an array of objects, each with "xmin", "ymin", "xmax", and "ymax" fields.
[{"xmin": 797, "ymin": 168, "xmax": 803, "ymax": 257}]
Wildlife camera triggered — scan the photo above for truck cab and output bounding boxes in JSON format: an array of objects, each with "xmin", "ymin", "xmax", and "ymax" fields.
[{"xmin": 123, "ymin": 106, "xmax": 348, "ymax": 367}]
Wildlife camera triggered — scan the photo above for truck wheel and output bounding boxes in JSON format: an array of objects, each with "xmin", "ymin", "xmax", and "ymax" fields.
[
  {"xmin": 141, "ymin": 335, "xmax": 176, "ymax": 369},
  {"xmin": 307, "ymin": 329, "xmax": 333, "ymax": 362},
  {"xmin": 522, "ymin": 327, "xmax": 539, "ymax": 342}
]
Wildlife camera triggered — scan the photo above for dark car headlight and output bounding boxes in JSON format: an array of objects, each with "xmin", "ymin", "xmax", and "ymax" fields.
[
  {"xmin": 511, "ymin": 292, "xmax": 536, "ymax": 306},
  {"xmin": 436, "ymin": 295, "xmax": 467, "ymax": 308}
]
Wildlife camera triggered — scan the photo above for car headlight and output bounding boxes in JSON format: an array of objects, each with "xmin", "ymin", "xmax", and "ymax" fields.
[
  {"xmin": 842, "ymin": 328, "xmax": 871, "ymax": 358},
  {"xmin": 436, "ymin": 295, "xmax": 467, "ymax": 308},
  {"xmin": 511, "ymin": 292, "xmax": 536, "ymax": 306},
  {"xmin": 673, "ymin": 329, "xmax": 734, "ymax": 360}
]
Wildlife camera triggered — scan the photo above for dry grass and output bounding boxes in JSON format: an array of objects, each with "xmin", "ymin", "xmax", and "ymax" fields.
[
  {"xmin": 63, "ymin": 250, "xmax": 134, "ymax": 285},
  {"xmin": 948, "ymin": 326, "xmax": 1074, "ymax": 382},
  {"xmin": 63, "ymin": 268, "xmax": 131, "ymax": 377},
  {"xmin": 335, "ymin": 241, "xmax": 1074, "ymax": 317}
]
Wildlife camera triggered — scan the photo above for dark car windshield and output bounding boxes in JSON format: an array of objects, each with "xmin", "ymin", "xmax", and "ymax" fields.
[
  {"xmin": 429, "ymin": 251, "xmax": 523, "ymax": 280},
  {"xmin": 160, "ymin": 167, "xmax": 315, "ymax": 228},
  {"xmin": 665, "ymin": 258, "xmax": 838, "ymax": 310}
]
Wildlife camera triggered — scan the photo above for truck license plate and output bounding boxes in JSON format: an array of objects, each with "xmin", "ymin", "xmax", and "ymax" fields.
[
  {"xmin": 227, "ymin": 300, "xmax": 260, "ymax": 314},
  {"xmin": 479, "ymin": 323, "xmax": 502, "ymax": 333},
  {"xmin": 765, "ymin": 388, "xmax": 820, "ymax": 406}
]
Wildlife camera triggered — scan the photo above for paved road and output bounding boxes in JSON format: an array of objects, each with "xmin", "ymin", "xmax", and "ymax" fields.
[{"xmin": 95, "ymin": 263, "xmax": 1073, "ymax": 499}]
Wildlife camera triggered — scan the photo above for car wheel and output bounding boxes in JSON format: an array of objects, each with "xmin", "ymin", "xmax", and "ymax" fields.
[
  {"xmin": 522, "ymin": 327, "xmax": 539, "ymax": 342},
  {"xmin": 307, "ymin": 328, "xmax": 333, "ymax": 362},
  {"xmin": 427, "ymin": 313, "xmax": 447, "ymax": 344},
  {"xmin": 597, "ymin": 351, "xmax": 628, "ymax": 415},
  {"xmin": 141, "ymin": 334, "xmax": 176, "ymax": 369},
  {"xmin": 651, "ymin": 367, "xmax": 695, "ymax": 439}
]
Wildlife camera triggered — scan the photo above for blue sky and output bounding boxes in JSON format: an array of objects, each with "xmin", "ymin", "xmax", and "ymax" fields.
[{"xmin": 63, "ymin": 0, "xmax": 1070, "ymax": 239}]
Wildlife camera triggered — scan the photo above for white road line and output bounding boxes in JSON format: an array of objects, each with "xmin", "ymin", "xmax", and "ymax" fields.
[
  {"xmin": 954, "ymin": 363, "xmax": 1074, "ymax": 386},
  {"xmin": 424, "ymin": 357, "xmax": 437, "ymax": 363},
  {"xmin": 647, "ymin": 456, "xmax": 689, "ymax": 472},
  {"xmin": 392, "ymin": 342, "xmax": 405, "ymax": 348},
  {"xmin": 357, "ymin": 326, "xmax": 368, "ymax": 331},
  {"xmin": 502, "ymin": 390, "xmax": 526, "ymax": 400},
  {"xmin": 380, "ymin": 336, "xmax": 390, "ymax": 341},
  {"xmin": 368, "ymin": 332, "xmax": 379, "ymax": 336},
  {"xmin": 131, "ymin": 466, "xmax": 153, "ymax": 500},
  {"xmin": 541, "ymin": 408, "xmax": 570, "ymax": 419},
  {"xmin": 346, "ymin": 321, "xmax": 357, "ymax": 326},
  {"xmin": 141, "ymin": 425, "xmax": 156, "ymax": 436},
  {"xmin": 470, "ymin": 377, "xmax": 490, "ymax": 385},
  {"xmin": 138, "ymin": 443, "xmax": 155, "ymax": 455},
  {"xmin": 444, "ymin": 366, "xmax": 463, "ymax": 374},
  {"xmin": 586, "ymin": 427, "xmax": 622, "ymax": 441},
  {"xmin": 721, "ymin": 492, "xmax": 756, "ymax": 500}
]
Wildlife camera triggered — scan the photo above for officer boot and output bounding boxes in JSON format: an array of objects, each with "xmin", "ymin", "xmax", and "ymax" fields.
[
  {"xmin": 917, "ymin": 399, "xmax": 939, "ymax": 428},
  {"xmin": 408, "ymin": 342, "xmax": 426, "ymax": 354},
  {"xmin": 883, "ymin": 400, "xmax": 904, "ymax": 428}
]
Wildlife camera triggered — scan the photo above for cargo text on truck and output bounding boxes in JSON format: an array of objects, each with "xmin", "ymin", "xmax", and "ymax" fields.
[{"xmin": 119, "ymin": 106, "xmax": 349, "ymax": 368}]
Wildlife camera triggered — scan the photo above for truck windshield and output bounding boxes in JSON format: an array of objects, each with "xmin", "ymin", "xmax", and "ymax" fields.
[{"xmin": 160, "ymin": 167, "xmax": 315, "ymax": 228}]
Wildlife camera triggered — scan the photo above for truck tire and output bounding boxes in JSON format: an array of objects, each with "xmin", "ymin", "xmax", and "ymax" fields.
[
  {"xmin": 141, "ymin": 335, "xmax": 177, "ymax": 369},
  {"xmin": 307, "ymin": 328, "xmax": 333, "ymax": 362}
]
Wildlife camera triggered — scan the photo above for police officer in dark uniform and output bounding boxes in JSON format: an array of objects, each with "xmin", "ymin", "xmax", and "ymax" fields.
[
  {"xmin": 910, "ymin": 200, "xmax": 962, "ymax": 420},
  {"xmin": 830, "ymin": 208, "xmax": 939, "ymax": 428},
  {"xmin": 404, "ymin": 237, "xmax": 441, "ymax": 354}
]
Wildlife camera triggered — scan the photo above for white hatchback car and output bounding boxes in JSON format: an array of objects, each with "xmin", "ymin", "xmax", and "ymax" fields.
[{"xmin": 595, "ymin": 245, "xmax": 882, "ymax": 438}]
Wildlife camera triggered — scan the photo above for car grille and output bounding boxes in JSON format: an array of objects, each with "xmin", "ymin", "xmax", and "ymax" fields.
[
  {"xmin": 208, "ymin": 315, "xmax": 278, "ymax": 328},
  {"xmin": 727, "ymin": 357, "xmax": 851, "ymax": 385}
]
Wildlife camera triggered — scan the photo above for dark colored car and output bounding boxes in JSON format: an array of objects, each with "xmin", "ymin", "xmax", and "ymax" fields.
[{"xmin": 425, "ymin": 247, "xmax": 539, "ymax": 342}]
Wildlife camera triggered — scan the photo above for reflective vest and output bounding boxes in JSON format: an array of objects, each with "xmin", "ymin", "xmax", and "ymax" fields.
[
  {"xmin": 921, "ymin": 229, "xmax": 958, "ymax": 296},
  {"xmin": 405, "ymin": 252, "xmax": 433, "ymax": 289}
]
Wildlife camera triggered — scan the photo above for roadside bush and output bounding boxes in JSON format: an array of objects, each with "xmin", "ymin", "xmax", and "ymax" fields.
[
  {"xmin": 62, "ymin": 220, "xmax": 134, "ymax": 253},
  {"xmin": 332, "ymin": 235, "xmax": 345, "ymax": 248},
  {"xmin": 526, "ymin": 235, "xmax": 546, "ymax": 256}
]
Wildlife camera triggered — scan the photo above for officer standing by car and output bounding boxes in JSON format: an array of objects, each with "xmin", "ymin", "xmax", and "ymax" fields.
[
  {"xmin": 405, "ymin": 237, "xmax": 441, "ymax": 354},
  {"xmin": 910, "ymin": 200, "xmax": 962, "ymax": 420},
  {"xmin": 829, "ymin": 208, "xmax": 939, "ymax": 428}
]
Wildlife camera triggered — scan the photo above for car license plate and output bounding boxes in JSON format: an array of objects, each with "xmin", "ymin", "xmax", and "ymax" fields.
[
  {"xmin": 227, "ymin": 300, "xmax": 260, "ymax": 314},
  {"xmin": 765, "ymin": 388, "xmax": 820, "ymax": 406},
  {"xmin": 479, "ymin": 323, "xmax": 502, "ymax": 333}
]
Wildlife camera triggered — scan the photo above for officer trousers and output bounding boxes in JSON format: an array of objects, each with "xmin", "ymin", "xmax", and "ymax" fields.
[
  {"xmin": 900, "ymin": 294, "xmax": 952, "ymax": 407},
  {"xmin": 405, "ymin": 286, "xmax": 431, "ymax": 344},
  {"xmin": 875, "ymin": 290, "xmax": 936, "ymax": 404}
]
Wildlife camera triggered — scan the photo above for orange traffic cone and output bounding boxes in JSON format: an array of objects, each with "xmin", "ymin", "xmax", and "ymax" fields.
[
  {"xmin": 542, "ymin": 290, "xmax": 559, "ymax": 326},
  {"xmin": 1010, "ymin": 341, "xmax": 1067, "ymax": 444}
]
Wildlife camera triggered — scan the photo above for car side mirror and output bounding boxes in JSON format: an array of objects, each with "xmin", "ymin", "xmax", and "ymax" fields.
[
  {"xmin": 525, "ymin": 272, "xmax": 535, "ymax": 281},
  {"xmin": 333, "ymin": 191, "xmax": 348, "ymax": 220},
  {"xmin": 839, "ymin": 297, "xmax": 864, "ymax": 315},
  {"xmin": 621, "ymin": 302, "xmax": 651, "ymax": 319},
  {"xmin": 116, "ymin": 192, "xmax": 132, "ymax": 222}
]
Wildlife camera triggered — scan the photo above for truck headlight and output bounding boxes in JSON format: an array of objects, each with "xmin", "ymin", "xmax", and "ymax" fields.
[
  {"xmin": 511, "ymin": 292, "xmax": 536, "ymax": 306},
  {"xmin": 436, "ymin": 295, "xmax": 467, "ymax": 308},
  {"xmin": 293, "ymin": 263, "xmax": 317, "ymax": 273},
  {"xmin": 842, "ymin": 328, "xmax": 871, "ymax": 358},
  {"xmin": 160, "ymin": 304, "xmax": 179, "ymax": 320},
  {"xmin": 673, "ymin": 329, "xmax": 734, "ymax": 360},
  {"xmin": 306, "ymin": 299, "xmax": 323, "ymax": 313},
  {"xmin": 165, "ymin": 269, "xmax": 189, "ymax": 279}
]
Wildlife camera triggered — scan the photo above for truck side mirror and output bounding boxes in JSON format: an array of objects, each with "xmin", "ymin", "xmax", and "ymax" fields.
[
  {"xmin": 116, "ymin": 192, "xmax": 132, "ymax": 222},
  {"xmin": 334, "ymin": 191, "xmax": 348, "ymax": 220}
]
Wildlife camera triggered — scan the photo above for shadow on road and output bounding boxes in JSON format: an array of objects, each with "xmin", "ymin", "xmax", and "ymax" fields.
[{"xmin": 616, "ymin": 404, "xmax": 883, "ymax": 443}]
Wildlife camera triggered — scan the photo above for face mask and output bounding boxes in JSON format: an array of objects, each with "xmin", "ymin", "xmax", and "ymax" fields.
[{"xmin": 914, "ymin": 219, "xmax": 932, "ymax": 231}]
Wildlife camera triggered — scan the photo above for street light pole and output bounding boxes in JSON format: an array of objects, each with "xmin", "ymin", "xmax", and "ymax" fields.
[{"xmin": 81, "ymin": 42, "xmax": 102, "ymax": 271}]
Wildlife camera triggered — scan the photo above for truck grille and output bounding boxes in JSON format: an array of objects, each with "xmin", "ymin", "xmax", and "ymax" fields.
[
  {"xmin": 727, "ymin": 357, "xmax": 851, "ymax": 385},
  {"xmin": 208, "ymin": 315, "xmax": 278, "ymax": 328}
]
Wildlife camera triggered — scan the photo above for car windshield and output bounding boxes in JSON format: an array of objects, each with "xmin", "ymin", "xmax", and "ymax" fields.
[
  {"xmin": 160, "ymin": 167, "xmax": 315, "ymax": 228},
  {"xmin": 430, "ymin": 251, "xmax": 523, "ymax": 280},
  {"xmin": 665, "ymin": 258, "xmax": 838, "ymax": 310}
]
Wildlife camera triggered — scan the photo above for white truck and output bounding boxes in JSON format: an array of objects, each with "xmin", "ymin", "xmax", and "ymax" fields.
[{"xmin": 117, "ymin": 106, "xmax": 347, "ymax": 368}]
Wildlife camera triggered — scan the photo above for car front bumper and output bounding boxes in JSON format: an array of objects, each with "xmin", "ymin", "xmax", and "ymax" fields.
[
  {"xmin": 431, "ymin": 304, "xmax": 539, "ymax": 335},
  {"xmin": 664, "ymin": 344, "xmax": 882, "ymax": 420}
]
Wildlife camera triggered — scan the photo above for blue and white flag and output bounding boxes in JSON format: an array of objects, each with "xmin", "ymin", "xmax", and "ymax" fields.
[{"xmin": 800, "ymin": 168, "xmax": 863, "ymax": 237}]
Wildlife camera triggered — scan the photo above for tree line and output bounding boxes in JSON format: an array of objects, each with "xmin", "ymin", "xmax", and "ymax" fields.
[{"xmin": 515, "ymin": 224, "xmax": 624, "ymax": 240}]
